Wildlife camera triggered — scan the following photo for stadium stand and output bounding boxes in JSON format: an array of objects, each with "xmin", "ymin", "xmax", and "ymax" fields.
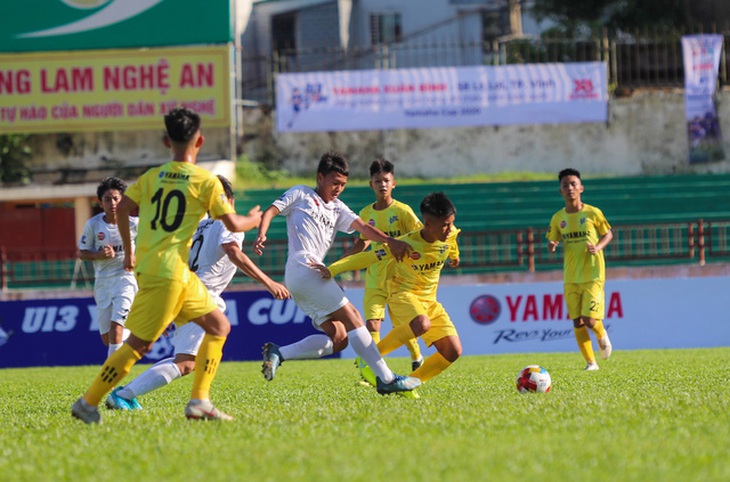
[
  {"xmin": 235, "ymin": 173, "xmax": 730, "ymax": 237},
  {"xmin": 3, "ymin": 174, "xmax": 730, "ymax": 289}
]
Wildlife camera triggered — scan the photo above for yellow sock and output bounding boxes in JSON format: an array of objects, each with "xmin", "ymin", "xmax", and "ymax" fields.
[
  {"xmin": 590, "ymin": 320, "xmax": 607, "ymax": 340},
  {"xmin": 191, "ymin": 334, "xmax": 226, "ymax": 400},
  {"xmin": 83, "ymin": 343, "xmax": 141, "ymax": 406},
  {"xmin": 405, "ymin": 337, "xmax": 422, "ymax": 361},
  {"xmin": 377, "ymin": 323, "xmax": 416, "ymax": 357},
  {"xmin": 574, "ymin": 326, "xmax": 595, "ymax": 363},
  {"xmin": 411, "ymin": 352, "xmax": 452, "ymax": 383},
  {"xmin": 369, "ymin": 331, "xmax": 381, "ymax": 344}
]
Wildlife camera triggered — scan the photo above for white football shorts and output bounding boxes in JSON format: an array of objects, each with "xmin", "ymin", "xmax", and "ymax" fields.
[
  {"xmin": 285, "ymin": 260, "xmax": 349, "ymax": 329},
  {"xmin": 94, "ymin": 275, "xmax": 137, "ymax": 335},
  {"xmin": 171, "ymin": 295, "xmax": 226, "ymax": 356}
]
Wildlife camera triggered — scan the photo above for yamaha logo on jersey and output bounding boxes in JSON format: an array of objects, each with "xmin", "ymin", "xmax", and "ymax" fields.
[
  {"xmin": 97, "ymin": 232, "xmax": 105, "ymax": 241},
  {"xmin": 410, "ymin": 252, "xmax": 421, "ymax": 260}
]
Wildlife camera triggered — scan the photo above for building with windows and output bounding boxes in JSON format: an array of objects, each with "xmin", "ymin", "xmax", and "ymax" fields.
[{"xmin": 241, "ymin": 0, "xmax": 543, "ymax": 103}]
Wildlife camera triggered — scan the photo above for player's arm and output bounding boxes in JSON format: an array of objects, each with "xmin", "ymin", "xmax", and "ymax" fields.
[
  {"xmin": 342, "ymin": 237, "xmax": 370, "ymax": 258},
  {"xmin": 78, "ymin": 222, "xmax": 114, "ymax": 261},
  {"xmin": 350, "ymin": 217, "xmax": 411, "ymax": 261},
  {"xmin": 587, "ymin": 229, "xmax": 613, "ymax": 255},
  {"xmin": 254, "ymin": 205, "xmax": 281, "ymax": 255},
  {"xmin": 78, "ymin": 247, "xmax": 114, "ymax": 261},
  {"xmin": 116, "ymin": 195, "xmax": 137, "ymax": 271},
  {"xmin": 448, "ymin": 227, "xmax": 461, "ymax": 267},
  {"xmin": 309, "ymin": 246, "xmax": 389, "ymax": 279},
  {"xmin": 221, "ymin": 241, "xmax": 290, "ymax": 299},
  {"xmin": 546, "ymin": 218, "xmax": 561, "ymax": 253},
  {"xmin": 218, "ymin": 205, "xmax": 262, "ymax": 233}
]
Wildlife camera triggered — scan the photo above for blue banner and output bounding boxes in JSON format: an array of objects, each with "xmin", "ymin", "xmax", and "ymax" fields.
[{"xmin": 0, "ymin": 290, "xmax": 324, "ymax": 368}]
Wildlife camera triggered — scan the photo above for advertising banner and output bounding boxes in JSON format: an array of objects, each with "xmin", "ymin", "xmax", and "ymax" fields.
[
  {"xmin": 2, "ymin": 277, "xmax": 727, "ymax": 368},
  {"xmin": 681, "ymin": 34, "xmax": 725, "ymax": 163},
  {"xmin": 0, "ymin": 45, "xmax": 231, "ymax": 134},
  {"xmin": 0, "ymin": 0, "xmax": 232, "ymax": 53},
  {"xmin": 343, "ymin": 276, "xmax": 729, "ymax": 359},
  {"xmin": 0, "ymin": 290, "xmax": 322, "ymax": 368},
  {"xmin": 275, "ymin": 62, "xmax": 608, "ymax": 132}
]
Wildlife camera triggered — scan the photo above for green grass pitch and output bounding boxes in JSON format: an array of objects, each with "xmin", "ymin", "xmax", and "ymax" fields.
[{"xmin": 1, "ymin": 348, "xmax": 728, "ymax": 482}]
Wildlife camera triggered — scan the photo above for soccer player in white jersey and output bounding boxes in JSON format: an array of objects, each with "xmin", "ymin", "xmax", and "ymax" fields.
[
  {"xmin": 78, "ymin": 177, "xmax": 138, "ymax": 358},
  {"xmin": 106, "ymin": 175, "xmax": 289, "ymax": 410},
  {"xmin": 254, "ymin": 151, "xmax": 421, "ymax": 395}
]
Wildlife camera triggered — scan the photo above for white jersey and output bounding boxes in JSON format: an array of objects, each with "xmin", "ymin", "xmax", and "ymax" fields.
[
  {"xmin": 189, "ymin": 218, "xmax": 244, "ymax": 298},
  {"xmin": 272, "ymin": 185, "xmax": 358, "ymax": 266},
  {"xmin": 78, "ymin": 213, "xmax": 138, "ymax": 279}
]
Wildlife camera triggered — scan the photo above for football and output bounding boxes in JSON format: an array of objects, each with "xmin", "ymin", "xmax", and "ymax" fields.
[{"xmin": 516, "ymin": 365, "xmax": 552, "ymax": 393}]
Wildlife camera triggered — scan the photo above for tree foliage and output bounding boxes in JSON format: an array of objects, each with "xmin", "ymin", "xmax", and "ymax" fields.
[
  {"xmin": 0, "ymin": 134, "xmax": 32, "ymax": 185},
  {"xmin": 532, "ymin": 0, "xmax": 727, "ymax": 34}
]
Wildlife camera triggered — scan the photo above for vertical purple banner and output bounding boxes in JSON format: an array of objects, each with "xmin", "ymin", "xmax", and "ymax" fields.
[{"xmin": 681, "ymin": 34, "xmax": 725, "ymax": 163}]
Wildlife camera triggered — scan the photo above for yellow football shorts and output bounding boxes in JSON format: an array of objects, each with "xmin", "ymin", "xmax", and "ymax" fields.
[
  {"xmin": 387, "ymin": 291, "xmax": 458, "ymax": 347},
  {"xmin": 564, "ymin": 280, "xmax": 605, "ymax": 320},
  {"xmin": 125, "ymin": 271, "xmax": 218, "ymax": 342},
  {"xmin": 363, "ymin": 287, "xmax": 388, "ymax": 321}
]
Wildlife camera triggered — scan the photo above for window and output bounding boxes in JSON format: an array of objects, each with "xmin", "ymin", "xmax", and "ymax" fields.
[{"xmin": 370, "ymin": 13, "xmax": 402, "ymax": 45}]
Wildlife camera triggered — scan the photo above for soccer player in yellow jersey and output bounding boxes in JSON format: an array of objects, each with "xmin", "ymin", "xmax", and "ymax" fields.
[
  {"xmin": 72, "ymin": 108, "xmax": 262, "ymax": 424},
  {"xmin": 344, "ymin": 159, "xmax": 426, "ymax": 371},
  {"xmin": 546, "ymin": 168, "xmax": 614, "ymax": 371},
  {"xmin": 311, "ymin": 192, "xmax": 463, "ymax": 391}
]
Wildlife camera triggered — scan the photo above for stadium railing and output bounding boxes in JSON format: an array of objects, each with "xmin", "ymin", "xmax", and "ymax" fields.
[{"xmin": 3, "ymin": 219, "xmax": 727, "ymax": 290}]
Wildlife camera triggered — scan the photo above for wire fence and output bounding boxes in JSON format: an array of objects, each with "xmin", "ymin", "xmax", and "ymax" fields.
[{"xmin": 242, "ymin": 28, "xmax": 730, "ymax": 105}]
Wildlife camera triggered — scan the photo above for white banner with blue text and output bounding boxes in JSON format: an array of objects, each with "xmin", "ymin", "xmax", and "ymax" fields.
[{"xmin": 276, "ymin": 62, "xmax": 608, "ymax": 132}]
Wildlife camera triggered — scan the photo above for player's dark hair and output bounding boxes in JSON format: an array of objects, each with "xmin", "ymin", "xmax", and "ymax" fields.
[
  {"xmin": 164, "ymin": 107, "xmax": 201, "ymax": 143},
  {"xmin": 369, "ymin": 158, "xmax": 394, "ymax": 177},
  {"xmin": 97, "ymin": 177, "xmax": 127, "ymax": 200},
  {"xmin": 420, "ymin": 192, "xmax": 456, "ymax": 219},
  {"xmin": 317, "ymin": 150, "xmax": 349, "ymax": 177},
  {"xmin": 217, "ymin": 174, "xmax": 234, "ymax": 201},
  {"xmin": 558, "ymin": 168, "xmax": 581, "ymax": 181}
]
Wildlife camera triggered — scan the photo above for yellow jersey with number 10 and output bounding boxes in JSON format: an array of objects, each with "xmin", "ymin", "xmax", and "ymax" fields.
[{"xmin": 125, "ymin": 161, "xmax": 234, "ymax": 281}]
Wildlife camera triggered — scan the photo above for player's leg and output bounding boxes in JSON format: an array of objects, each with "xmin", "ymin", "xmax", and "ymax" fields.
[
  {"xmin": 566, "ymin": 283, "xmax": 598, "ymax": 370},
  {"xmin": 97, "ymin": 305, "xmax": 112, "ymax": 349},
  {"xmin": 107, "ymin": 280, "xmax": 135, "ymax": 357},
  {"xmin": 107, "ymin": 322, "xmax": 125, "ymax": 357},
  {"xmin": 363, "ymin": 288, "xmax": 387, "ymax": 343},
  {"xmin": 366, "ymin": 318, "xmax": 382, "ymax": 343},
  {"xmin": 332, "ymin": 302, "xmax": 420, "ymax": 394},
  {"xmin": 73, "ymin": 275, "xmax": 179, "ymax": 423},
  {"xmin": 377, "ymin": 292, "xmax": 428, "ymax": 356},
  {"xmin": 582, "ymin": 281, "xmax": 612, "ymax": 360},
  {"xmin": 260, "ymin": 272, "xmax": 346, "ymax": 380},
  {"xmin": 411, "ymin": 336, "xmax": 461, "ymax": 383},
  {"xmin": 111, "ymin": 322, "xmax": 203, "ymax": 409},
  {"xmin": 181, "ymin": 276, "xmax": 232, "ymax": 421},
  {"xmin": 387, "ymin": 304, "xmax": 423, "ymax": 370},
  {"xmin": 409, "ymin": 303, "xmax": 460, "ymax": 383}
]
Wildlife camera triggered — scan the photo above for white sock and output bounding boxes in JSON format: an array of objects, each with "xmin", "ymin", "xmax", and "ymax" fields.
[
  {"xmin": 107, "ymin": 343, "xmax": 123, "ymax": 358},
  {"xmin": 118, "ymin": 358, "xmax": 182, "ymax": 399},
  {"xmin": 279, "ymin": 334, "xmax": 334, "ymax": 360},
  {"xmin": 348, "ymin": 326, "xmax": 393, "ymax": 383}
]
